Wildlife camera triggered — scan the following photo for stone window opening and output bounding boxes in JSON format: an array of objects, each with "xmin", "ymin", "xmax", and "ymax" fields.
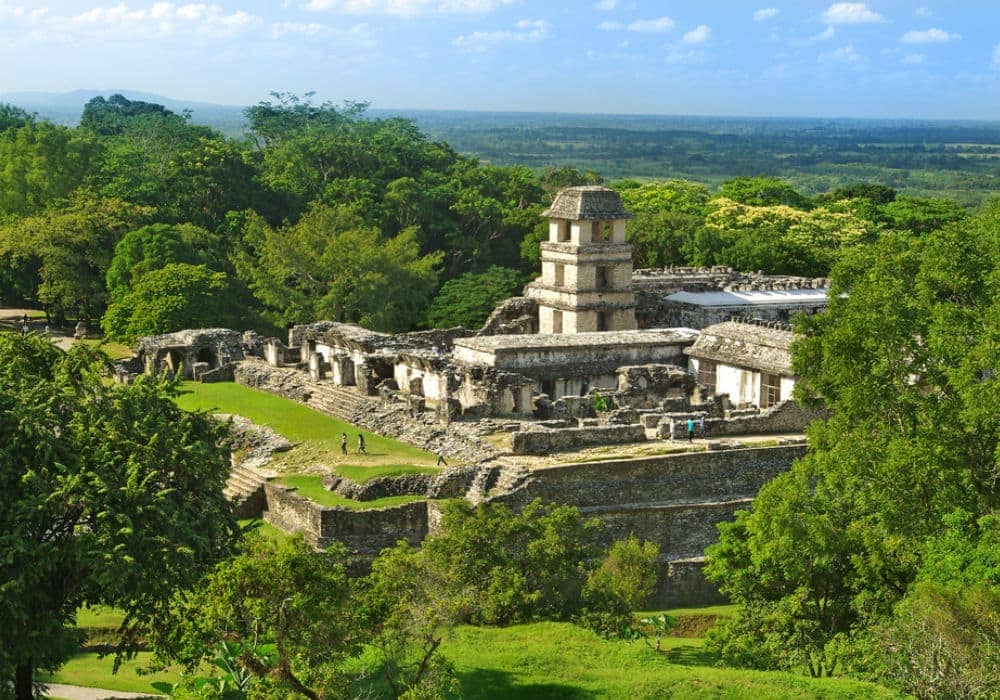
[
  {"xmin": 557, "ymin": 220, "xmax": 571, "ymax": 242},
  {"xmin": 552, "ymin": 310, "xmax": 563, "ymax": 334},
  {"xmin": 761, "ymin": 372, "xmax": 781, "ymax": 408},
  {"xmin": 195, "ymin": 348, "xmax": 217, "ymax": 369},
  {"xmin": 597, "ymin": 221, "xmax": 612, "ymax": 242},
  {"xmin": 596, "ymin": 311, "xmax": 608, "ymax": 332},
  {"xmin": 698, "ymin": 360, "xmax": 717, "ymax": 394},
  {"xmin": 554, "ymin": 263, "xmax": 565, "ymax": 287},
  {"xmin": 595, "ymin": 266, "xmax": 610, "ymax": 291}
]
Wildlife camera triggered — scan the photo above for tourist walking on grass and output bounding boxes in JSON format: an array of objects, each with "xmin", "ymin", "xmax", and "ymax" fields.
[
  {"xmin": 340, "ymin": 432, "xmax": 348, "ymax": 455},
  {"xmin": 687, "ymin": 418, "xmax": 695, "ymax": 443},
  {"xmin": 699, "ymin": 414, "xmax": 706, "ymax": 438},
  {"xmin": 437, "ymin": 445, "xmax": 448, "ymax": 466},
  {"xmin": 358, "ymin": 433, "xmax": 367, "ymax": 455}
]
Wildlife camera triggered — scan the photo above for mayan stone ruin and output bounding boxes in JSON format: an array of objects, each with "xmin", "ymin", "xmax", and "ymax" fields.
[{"xmin": 117, "ymin": 185, "xmax": 830, "ymax": 605}]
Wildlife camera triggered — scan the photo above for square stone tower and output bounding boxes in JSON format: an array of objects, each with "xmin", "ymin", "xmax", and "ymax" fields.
[{"xmin": 526, "ymin": 186, "xmax": 638, "ymax": 334}]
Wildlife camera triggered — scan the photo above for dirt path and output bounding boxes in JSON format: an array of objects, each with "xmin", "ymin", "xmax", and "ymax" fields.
[{"xmin": 43, "ymin": 682, "xmax": 163, "ymax": 699}]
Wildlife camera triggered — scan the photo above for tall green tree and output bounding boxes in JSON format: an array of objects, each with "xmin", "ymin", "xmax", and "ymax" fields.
[
  {"xmin": 0, "ymin": 191, "xmax": 152, "ymax": 322},
  {"xmin": 102, "ymin": 263, "xmax": 243, "ymax": 343},
  {"xmin": 704, "ymin": 202, "xmax": 1000, "ymax": 677},
  {"xmin": 235, "ymin": 205, "xmax": 441, "ymax": 332},
  {"xmin": 0, "ymin": 335, "xmax": 238, "ymax": 700},
  {"xmin": 424, "ymin": 266, "xmax": 525, "ymax": 330}
]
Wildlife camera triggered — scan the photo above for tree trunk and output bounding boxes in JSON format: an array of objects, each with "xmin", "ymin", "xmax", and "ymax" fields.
[{"xmin": 15, "ymin": 659, "xmax": 33, "ymax": 700}]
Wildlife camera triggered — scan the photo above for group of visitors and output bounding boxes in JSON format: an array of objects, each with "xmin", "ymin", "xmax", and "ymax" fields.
[{"xmin": 340, "ymin": 430, "xmax": 449, "ymax": 467}]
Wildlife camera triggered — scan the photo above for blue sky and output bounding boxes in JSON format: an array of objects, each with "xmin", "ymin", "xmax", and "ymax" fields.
[{"xmin": 1, "ymin": 1, "xmax": 999, "ymax": 118}]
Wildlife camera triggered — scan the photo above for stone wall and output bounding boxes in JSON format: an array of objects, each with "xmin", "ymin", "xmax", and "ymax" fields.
[
  {"xmin": 321, "ymin": 466, "xmax": 478, "ymax": 501},
  {"xmin": 263, "ymin": 482, "xmax": 429, "ymax": 554},
  {"xmin": 511, "ymin": 424, "xmax": 646, "ymax": 455},
  {"xmin": 655, "ymin": 400, "xmax": 826, "ymax": 438},
  {"xmin": 490, "ymin": 445, "xmax": 804, "ymax": 604}
]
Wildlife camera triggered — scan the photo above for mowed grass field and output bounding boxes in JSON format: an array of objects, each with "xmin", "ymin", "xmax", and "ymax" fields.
[
  {"xmin": 173, "ymin": 381, "xmax": 438, "ymax": 475},
  {"xmin": 42, "ymin": 604, "xmax": 899, "ymax": 698}
]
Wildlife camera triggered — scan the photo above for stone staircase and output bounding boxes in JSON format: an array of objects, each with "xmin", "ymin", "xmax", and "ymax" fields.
[
  {"xmin": 306, "ymin": 382, "xmax": 376, "ymax": 422},
  {"xmin": 225, "ymin": 464, "xmax": 269, "ymax": 519}
]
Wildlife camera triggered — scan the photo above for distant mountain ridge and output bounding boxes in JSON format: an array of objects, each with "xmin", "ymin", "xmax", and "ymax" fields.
[{"xmin": 0, "ymin": 89, "xmax": 250, "ymax": 136}]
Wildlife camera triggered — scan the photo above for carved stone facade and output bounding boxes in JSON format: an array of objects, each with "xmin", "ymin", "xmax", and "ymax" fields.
[{"xmin": 526, "ymin": 186, "xmax": 638, "ymax": 334}]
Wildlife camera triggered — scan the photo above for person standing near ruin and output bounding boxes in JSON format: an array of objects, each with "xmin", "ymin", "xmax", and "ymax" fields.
[
  {"xmin": 340, "ymin": 432, "xmax": 348, "ymax": 455},
  {"xmin": 699, "ymin": 414, "xmax": 706, "ymax": 438},
  {"xmin": 437, "ymin": 445, "xmax": 448, "ymax": 467},
  {"xmin": 687, "ymin": 418, "xmax": 695, "ymax": 443},
  {"xmin": 358, "ymin": 433, "xmax": 367, "ymax": 455},
  {"xmin": 669, "ymin": 419, "xmax": 676, "ymax": 442}
]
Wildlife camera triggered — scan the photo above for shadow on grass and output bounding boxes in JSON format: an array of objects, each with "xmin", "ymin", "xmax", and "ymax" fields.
[
  {"xmin": 665, "ymin": 644, "xmax": 717, "ymax": 667},
  {"xmin": 458, "ymin": 668, "xmax": 598, "ymax": 699}
]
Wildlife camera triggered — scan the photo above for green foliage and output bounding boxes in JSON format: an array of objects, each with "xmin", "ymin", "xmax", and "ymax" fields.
[
  {"xmin": 0, "ymin": 120, "xmax": 101, "ymax": 216},
  {"xmin": 156, "ymin": 535, "xmax": 359, "ymax": 700},
  {"xmin": 102, "ymin": 263, "xmax": 242, "ymax": 343},
  {"xmin": 718, "ymin": 176, "xmax": 813, "ymax": 210},
  {"xmin": 80, "ymin": 94, "xmax": 184, "ymax": 136},
  {"xmin": 424, "ymin": 266, "xmax": 524, "ymax": 330},
  {"xmin": 235, "ymin": 204, "xmax": 441, "ymax": 332},
  {"xmin": 0, "ymin": 190, "xmax": 152, "ymax": 321},
  {"xmin": 0, "ymin": 333, "xmax": 237, "ymax": 699},
  {"xmin": 878, "ymin": 195, "xmax": 967, "ymax": 235},
  {"xmin": 0, "ymin": 103, "xmax": 33, "ymax": 133},
  {"xmin": 618, "ymin": 179, "xmax": 711, "ymax": 268},
  {"xmin": 705, "ymin": 201, "xmax": 1000, "ymax": 679},
  {"xmin": 105, "ymin": 223, "xmax": 225, "ymax": 299}
]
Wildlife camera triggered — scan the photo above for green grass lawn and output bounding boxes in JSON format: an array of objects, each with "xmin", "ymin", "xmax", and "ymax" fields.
[
  {"xmin": 37, "ymin": 652, "xmax": 182, "ymax": 695},
  {"xmin": 76, "ymin": 337, "xmax": 133, "ymax": 359},
  {"xmin": 276, "ymin": 474, "xmax": 427, "ymax": 510},
  {"xmin": 48, "ymin": 604, "xmax": 899, "ymax": 698},
  {"xmin": 238, "ymin": 518, "xmax": 295, "ymax": 543},
  {"xmin": 442, "ymin": 622, "xmax": 900, "ymax": 699},
  {"xmin": 335, "ymin": 464, "xmax": 440, "ymax": 482},
  {"xmin": 172, "ymin": 381, "xmax": 435, "ymax": 472}
]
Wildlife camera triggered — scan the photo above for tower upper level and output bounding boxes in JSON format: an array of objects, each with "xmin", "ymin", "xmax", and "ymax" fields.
[{"xmin": 527, "ymin": 186, "xmax": 638, "ymax": 334}]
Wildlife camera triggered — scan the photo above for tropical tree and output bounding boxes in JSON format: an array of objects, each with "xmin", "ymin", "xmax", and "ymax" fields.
[
  {"xmin": 424, "ymin": 266, "xmax": 525, "ymax": 330},
  {"xmin": 235, "ymin": 205, "xmax": 441, "ymax": 332},
  {"xmin": 0, "ymin": 335, "xmax": 237, "ymax": 700},
  {"xmin": 704, "ymin": 202, "xmax": 1000, "ymax": 677}
]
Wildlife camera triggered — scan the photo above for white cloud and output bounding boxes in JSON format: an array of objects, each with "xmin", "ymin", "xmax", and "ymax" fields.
[
  {"xmin": 753, "ymin": 7, "xmax": 779, "ymax": 22},
  {"xmin": 665, "ymin": 47, "xmax": 707, "ymax": 64},
  {"xmin": 993, "ymin": 43, "xmax": 1000, "ymax": 69},
  {"xmin": 819, "ymin": 43, "xmax": 865, "ymax": 63},
  {"xmin": 682, "ymin": 24, "xmax": 711, "ymax": 45},
  {"xmin": 900, "ymin": 28, "xmax": 960, "ymax": 44},
  {"xmin": 599, "ymin": 16, "xmax": 676, "ymax": 33},
  {"xmin": 791, "ymin": 25, "xmax": 835, "ymax": 46},
  {"xmin": 268, "ymin": 21, "xmax": 327, "ymax": 38},
  {"xmin": 594, "ymin": 0, "xmax": 617, "ymax": 10},
  {"xmin": 48, "ymin": 3, "xmax": 261, "ymax": 39},
  {"xmin": 452, "ymin": 18, "xmax": 549, "ymax": 52},
  {"xmin": 0, "ymin": 3, "xmax": 50, "ymax": 21},
  {"xmin": 901, "ymin": 52, "xmax": 925, "ymax": 64},
  {"xmin": 626, "ymin": 16, "xmax": 674, "ymax": 33},
  {"xmin": 304, "ymin": 0, "xmax": 512, "ymax": 14},
  {"xmin": 822, "ymin": 3, "xmax": 884, "ymax": 25}
]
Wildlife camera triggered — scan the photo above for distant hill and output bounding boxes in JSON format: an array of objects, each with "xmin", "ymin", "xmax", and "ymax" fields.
[{"xmin": 0, "ymin": 89, "xmax": 250, "ymax": 137}]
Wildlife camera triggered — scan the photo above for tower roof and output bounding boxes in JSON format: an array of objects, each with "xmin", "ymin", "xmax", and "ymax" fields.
[{"xmin": 542, "ymin": 186, "xmax": 632, "ymax": 220}]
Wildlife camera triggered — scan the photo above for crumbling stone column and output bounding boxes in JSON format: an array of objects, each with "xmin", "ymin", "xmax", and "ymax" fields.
[{"xmin": 309, "ymin": 352, "xmax": 326, "ymax": 381}]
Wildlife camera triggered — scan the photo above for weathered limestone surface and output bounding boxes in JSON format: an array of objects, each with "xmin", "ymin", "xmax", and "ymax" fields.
[
  {"xmin": 263, "ymin": 482, "xmax": 429, "ymax": 554},
  {"xmin": 511, "ymin": 424, "xmax": 646, "ymax": 455},
  {"xmin": 477, "ymin": 296, "xmax": 539, "ymax": 336},
  {"xmin": 656, "ymin": 400, "xmax": 827, "ymax": 438},
  {"xmin": 321, "ymin": 466, "xmax": 478, "ymax": 501}
]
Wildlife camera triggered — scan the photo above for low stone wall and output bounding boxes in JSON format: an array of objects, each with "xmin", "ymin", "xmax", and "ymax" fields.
[
  {"xmin": 321, "ymin": 466, "xmax": 478, "ymax": 502},
  {"xmin": 656, "ymin": 558, "xmax": 725, "ymax": 607},
  {"xmin": 496, "ymin": 445, "xmax": 803, "ymax": 509},
  {"xmin": 263, "ymin": 482, "xmax": 428, "ymax": 554},
  {"xmin": 511, "ymin": 424, "xmax": 645, "ymax": 455},
  {"xmin": 655, "ymin": 400, "xmax": 826, "ymax": 438}
]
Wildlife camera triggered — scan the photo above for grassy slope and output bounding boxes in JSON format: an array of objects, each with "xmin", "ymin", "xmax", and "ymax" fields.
[
  {"xmin": 172, "ymin": 381, "xmax": 436, "ymax": 473},
  {"xmin": 51, "ymin": 604, "xmax": 900, "ymax": 698},
  {"xmin": 443, "ymin": 623, "xmax": 899, "ymax": 699}
]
